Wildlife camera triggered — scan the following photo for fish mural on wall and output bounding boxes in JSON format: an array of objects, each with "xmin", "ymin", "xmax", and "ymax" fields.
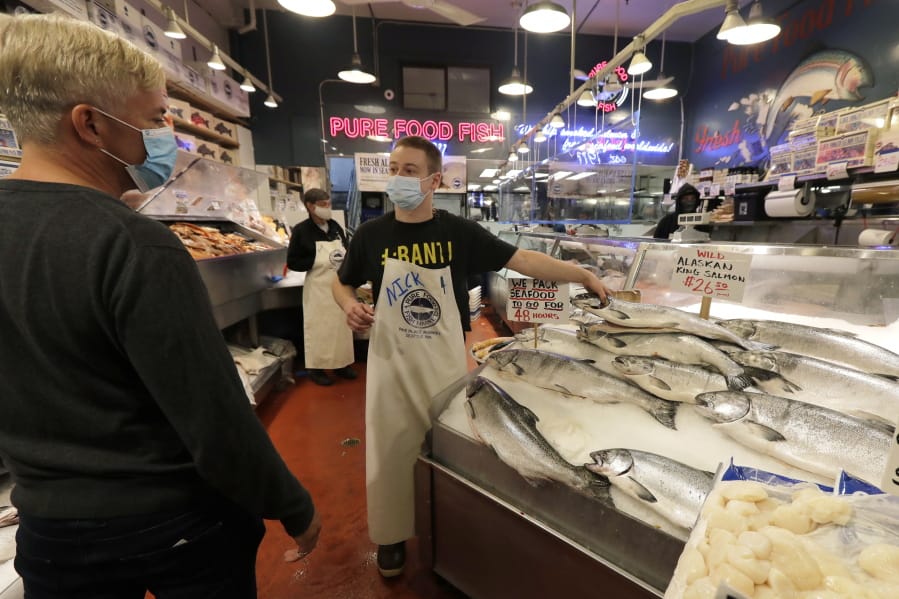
[{"xmin": 762, "ymin": 49, "xmax": 874, "ymax": 143}]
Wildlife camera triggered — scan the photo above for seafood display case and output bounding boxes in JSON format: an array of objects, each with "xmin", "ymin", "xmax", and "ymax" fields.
[
  {"xmin": 419, "ymin": 240, "xmax": 899, "ymax": 598},
  {"xmin": 138, "ymin": 152, "xmax": 288, "ymax": 332}
]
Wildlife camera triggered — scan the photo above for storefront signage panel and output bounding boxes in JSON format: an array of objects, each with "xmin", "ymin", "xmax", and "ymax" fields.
[{"xmin": 686, "ymin": 0, "xmax": 899, "ymax": 170}]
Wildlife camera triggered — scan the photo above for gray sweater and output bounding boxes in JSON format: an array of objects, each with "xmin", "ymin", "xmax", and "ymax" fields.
[{"xmin": 0, "ymin": 180, "xmax": 313, "ymax": 536}]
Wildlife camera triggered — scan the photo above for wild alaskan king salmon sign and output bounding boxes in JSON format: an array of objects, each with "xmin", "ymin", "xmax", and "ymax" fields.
[
  {"xmin": 507, "ymin": 278, "xmax": 569, "ymax": 324},
  {"xmin": 671, "ymin": 248, "xmax": 752, "ymax": 302}
]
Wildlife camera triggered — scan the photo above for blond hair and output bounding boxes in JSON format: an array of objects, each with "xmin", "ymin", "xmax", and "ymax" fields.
[{"xmin": 0, "ymin": 13, "xmax": 165, "ymax": 145}]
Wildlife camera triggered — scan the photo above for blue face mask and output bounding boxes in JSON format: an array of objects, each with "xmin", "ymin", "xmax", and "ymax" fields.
[
  {"xmin": 93, "ymin": 107, "xmax": 178, "ymax": 192},
  {"xmin": 385, "ymin": 173, "xmax": 436, "ymax": 211}
]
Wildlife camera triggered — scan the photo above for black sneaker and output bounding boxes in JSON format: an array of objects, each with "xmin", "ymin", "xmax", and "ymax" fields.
[
  {"xmin": 376, "ymin": 541, "xmax": 405, "ymax": 578},
  {"xmin": 308, "ymin": 369, "xmax": 333, "ymax": 386},
  {"xmin": 334, "ymin": 366, "xmax": 358, "ymax": 380}
]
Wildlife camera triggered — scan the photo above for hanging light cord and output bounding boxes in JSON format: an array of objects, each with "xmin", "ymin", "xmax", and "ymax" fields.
[
  {"xmin": 352, "ymin": 8, "xmax": 359, "ymax": 54},
  {"xmin": 263, "ymin": 9, "xmax": 274, "ymax": 90}
]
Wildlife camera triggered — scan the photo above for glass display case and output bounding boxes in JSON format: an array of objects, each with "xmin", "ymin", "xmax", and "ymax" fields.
[
  {"xmin": 138, "ymin": 152, "xmax": 289, "ymax": 331},
  {"xmin": 422, "ymin": 238, "xmax": 899, "ymax": 598}
]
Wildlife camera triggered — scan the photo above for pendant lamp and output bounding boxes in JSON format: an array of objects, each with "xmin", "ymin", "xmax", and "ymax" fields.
[
  {"xmin": 499, "ymin": 25, "xmax": 533, "ymax": 95},
  {"xmin": 262, "ymin": 11, "xmax": 278, "ymax": 108},
  {"xmin": 163, "ymin": 6, "xmax": 186, "ymax": 39},
  {"xmin": 207, "ymin": 45, "xmax": 226, "ymax": 71},
  {"xmin": 643, "ymin": 33, "xmax": 677, "ymax": 100},
  {"xmin": 520, "ymin": 2, "xmax": 570, "ymax": 34},
  {"xmin": 549, "ymin": 114, "xmax": 565, "ymax": 129},
  {"xmin": 338, "ymin": 8, "xmax": 376, "ymax": 84},
  {"xmin": 627, "ymin": 36, "xmax": 651, "ymax": 76},
  {"xmin": 240, "ymin": 72, "xmax": 257, "ymax": 93},
  {"xmin": 730, "ymin": 1, "xmax": 781, "ymax": 45},
  {"xmin": 717, "ymin": 0, "xmax": 747, "ymax": 41},
  {"xmin": 277, "ymin": 0, "xmax": 335, "ymax": 17}
]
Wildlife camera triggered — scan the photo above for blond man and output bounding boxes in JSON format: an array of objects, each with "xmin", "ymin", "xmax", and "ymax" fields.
[{"xmin": 0, "ymin": 14, "xmax": 319, "ymax": 598}]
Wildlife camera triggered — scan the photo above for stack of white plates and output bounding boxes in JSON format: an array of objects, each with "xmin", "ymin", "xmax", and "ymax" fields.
[{"xmin": 468, "ymin": 285, "xmax": 482, "ymax": 321}]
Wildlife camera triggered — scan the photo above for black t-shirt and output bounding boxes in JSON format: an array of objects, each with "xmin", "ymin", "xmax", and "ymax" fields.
[
  {"xmin": 286, "ymin": 217, "xmax": 348, "ymax": 273},
  {"xmin": 337, "ymin": 210, "xmax": 517, "ymax": 330}
]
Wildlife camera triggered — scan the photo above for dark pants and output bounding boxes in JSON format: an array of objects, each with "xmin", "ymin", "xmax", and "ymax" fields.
[{"xmin": 14, "ymin": 499, "xmax": 265, "ymax": 599}]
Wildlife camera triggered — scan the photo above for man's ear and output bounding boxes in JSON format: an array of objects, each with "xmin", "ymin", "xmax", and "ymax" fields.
[
  {"xmin": 431, "ymin": 171, "xmax": 442, "ymax": 190},
  {"xmin": 70, "ymin": 104, "xmax": 104, "ymax": 147}
]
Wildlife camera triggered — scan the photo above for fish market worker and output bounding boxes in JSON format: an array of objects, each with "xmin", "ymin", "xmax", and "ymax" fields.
[
  {"xmin": 654, "ymin": 183, "xmax": 706, "ymax": 239},
  {"xmin": 287, "ymin": 188, "xmax": 356, "ymax": 386},
  {"xmin": 0, "ymin": 13, "xmax": 320, "ymax": 597},
  {"xmin": 332, "ymin": 135, "xmax": 611, "ymax": 578}
]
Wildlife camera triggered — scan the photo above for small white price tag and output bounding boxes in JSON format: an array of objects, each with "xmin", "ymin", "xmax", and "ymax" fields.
[
  {"xmin": 777, "ymin": 174, "xmax": 796, "ymax": 192},
  {"xmin": 874, "ymin": 151, "xmax": 899, "ymax": 174},
  {"xmin": 880, "ymin": 425, "xmax": 899, "ymax": 497},
  {"xmin": 826, "ymin": 161, "xmax": 849, "ymax": 180}
]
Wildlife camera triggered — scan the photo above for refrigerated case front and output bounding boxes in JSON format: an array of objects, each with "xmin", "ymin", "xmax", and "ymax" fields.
[{"xmin": 419, "ymin": 238, "xmax": 899, "ymax": 598}]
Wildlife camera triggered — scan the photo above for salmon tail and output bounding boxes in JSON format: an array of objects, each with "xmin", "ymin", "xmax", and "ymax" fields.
[{"xmin": 649, "ymin": 398, "xmax": 679, "ymax": 430}]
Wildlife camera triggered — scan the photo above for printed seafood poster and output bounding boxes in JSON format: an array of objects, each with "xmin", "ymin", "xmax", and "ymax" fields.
[{"xmin": 0, "ymin": 116, "xmax": 22, "ymax": 159}]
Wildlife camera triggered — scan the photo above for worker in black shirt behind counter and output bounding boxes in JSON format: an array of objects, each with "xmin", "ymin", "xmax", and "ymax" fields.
[
  {"xmin": 654, "ymin": 183, "xmax": 709, "ymax": 239},
  {"xmin": 287, "ymin": 189, "xmax": 357, "ymax": 386}
]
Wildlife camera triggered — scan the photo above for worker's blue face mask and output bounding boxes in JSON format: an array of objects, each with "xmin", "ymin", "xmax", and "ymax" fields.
[
  {"xmin": 385, "ymin": 173, "xmax": 436, "ymax": 211},
  {"xmin": 93, "ymin": 107, "xmax": 178, "ymax": 192}
]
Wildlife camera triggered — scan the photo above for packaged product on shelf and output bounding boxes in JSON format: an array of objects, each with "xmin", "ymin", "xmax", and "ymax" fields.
[
  {"xmin": 791, "ymin": 146, "xmax": 819, "ymax": 175},
  {"xmin": 765, "ymin": 144, "xmax": 793, "ymax": 180},
  {"xmin": 836, "ymin": 98, "xmax": 892, "ymax": 134},
  {"xmin": 815, "ymin": 130, "xmax": 877, "ymax": 169}
]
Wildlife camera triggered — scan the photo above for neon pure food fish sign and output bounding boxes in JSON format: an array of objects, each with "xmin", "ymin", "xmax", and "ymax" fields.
[{"xmin": 328, "ymin": 117, "xmax": 505, "ymax": 143}]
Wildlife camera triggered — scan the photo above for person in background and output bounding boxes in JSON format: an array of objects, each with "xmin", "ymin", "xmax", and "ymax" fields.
[
  {"xmin": 286, "ymin": 188, "xmax": 356, "ymax": 386},
  {"xmin": 0, "ymin": 13, "xmax": 320, "ymax": 598},
  {"xmin": 332, "ymin": 135, "xmax": 610, "ymax": 578},
  {"xmin": 653, "ymin": 183, "xmax": 706, "ymax": 239}
]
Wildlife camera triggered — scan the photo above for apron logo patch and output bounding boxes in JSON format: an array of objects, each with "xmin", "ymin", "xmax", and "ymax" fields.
[
  {"xmin": 401, "ymin": 290, "xmax": 441, "ymax": 329},
  {"xmin": 329, "ymin": 248, "xmax": 345, "ymax": 268}
]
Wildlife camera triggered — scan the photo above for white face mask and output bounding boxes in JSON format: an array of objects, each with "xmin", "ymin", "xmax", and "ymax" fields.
[
  {"xmin": 312, "ymin": 205, "xmax": 332, "ymax": 220},
  {"xmin": 385, "ymin": 173, "xmax": 436, "ymax": 211}
]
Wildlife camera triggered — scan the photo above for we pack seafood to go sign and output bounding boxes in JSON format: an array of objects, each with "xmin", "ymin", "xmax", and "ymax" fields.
[
  {"xmin": 506, "ymin": 278, "xmax": 569, "ymax": 323},
  {"xmin": 671, "ymin": 248, "xmax": 752, "ymax": 302}
]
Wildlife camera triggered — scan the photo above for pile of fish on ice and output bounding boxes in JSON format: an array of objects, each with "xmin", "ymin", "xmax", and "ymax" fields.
[{"xmin": 459, "ymin": 295, "xmax": 899, "ymax": 539}]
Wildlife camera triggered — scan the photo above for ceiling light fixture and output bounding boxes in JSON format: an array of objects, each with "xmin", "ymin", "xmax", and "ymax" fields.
[
  {"xmin": 240, "ymin": 72, "xmax": 256, "ymax": 93},
  {"xmin": 207, "ymin": 44, "xmax": 226, "ymax": 70},
  {"xmin": 519, "ymin": 2, "xmax": 570, "ymax": 34},
  {"xmin": 717, "ymin": 0, "xmax": 747, "ymax": 41},
  {"xmin": 643, "ymin": 32, "xmax": 678, "ymax": 100},
  {"xmin": 534, "ymin": 131, "xmax": 547, "ymax": 143},
  {"xmin": 517, "ymin": 142, "xmax": 529, "ymax": 154},
  {"xmin": 163, "ymin": 6, "xmax": 186, "ymax": 39},
  {"xmin": 338, "ymin": 8, "xmax": 376, "ymax": 84},
  {"xmin": 262, "ymin": 10, "xmax": 278, "ymax": 108},
  {"xmin": 577, "ymin": 90, "xmax": 596, "ymax": 107},
  {"xmin": 730, "ymin": 1, "xmax": 781, "ymax": 45},
  {"xmin": 277, "ymin": 0, "xmax": 335, "ymax": 17},
  {"xmin": 550, "ymin": 114, "xmax": 565, "ymax": 128},
  {"xmin": 499, "ymin": 25, "xmax": 533, "ymax": 95},
  {"xmin": 627, "ymin": 36, "xmax": 652, "ymax": 75},
  {"xmin": 508, "ymin": 152, "xmax": 518, "ymax": 162}
]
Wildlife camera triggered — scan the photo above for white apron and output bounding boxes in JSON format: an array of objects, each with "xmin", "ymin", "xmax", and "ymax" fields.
[
  {"xmin": 366, "ymin": 258, "xmax": 466, "ymax": 544},
  {"xmin": 302, "ymin": 239, "xmax": 354, "ymax": 370}
]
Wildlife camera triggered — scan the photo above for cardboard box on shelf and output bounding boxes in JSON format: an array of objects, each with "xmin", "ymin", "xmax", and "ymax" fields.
[
  {"xmin": 86, "ymin": 0, "xmax": 119, "ymax": 36},
  {"xmin": 113, "ymin": 0, "xmax": 143, "ymax": 50},
  {"xmin": 815, "ymin": 130, "xmax": 877, "ymax": 169},
  {"xmin": 211, "ymin": 117, "xmax": 237, "ymax": 143},
  {"xmin": 195, "ymin": 141, "xmax": 220, "ymax": 162},
  {"xmin": 217, "ymin": 147, "xmax": 239, "ymax": 167},
  {"xmin": 181, "ymin": 65, "xmax": 207, "ymax": 96},
  {"xmin": 173, "ymin": 132, "xmax": 198, "ymax": 155},
  {"xmin": 167, "ymin": 98, "xmax": 192, "ymax": 122},
  {"xmin": 188, "ymin": 108, "xmax": 214, "ymax": 130}
]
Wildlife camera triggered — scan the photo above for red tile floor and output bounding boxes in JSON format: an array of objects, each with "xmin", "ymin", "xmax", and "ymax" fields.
[{"xmin": 252, "ymin": 307, "xmax": 507, "ymax": 598}]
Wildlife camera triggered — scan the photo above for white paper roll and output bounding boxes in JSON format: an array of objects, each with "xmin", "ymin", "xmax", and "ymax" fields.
[
  {"xmin": 858, "ymin": 228, "xmax": 894, "ymax": 246},
  {"xmin": 764, "ymin": 189, "xmax": 815, "ymax": 217}
]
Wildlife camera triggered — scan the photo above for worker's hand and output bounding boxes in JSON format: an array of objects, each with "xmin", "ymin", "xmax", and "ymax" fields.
[
  {"xmin": 583, "ymin": 273, "xmax": 610, "ymax": 304},
  {"xmin": 284, "ymin": 510, "xmax": 322, "ymax": 562},
  {"xmin": 345, "ymin": 302, "xmax": 375, "ymax": 332}
]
